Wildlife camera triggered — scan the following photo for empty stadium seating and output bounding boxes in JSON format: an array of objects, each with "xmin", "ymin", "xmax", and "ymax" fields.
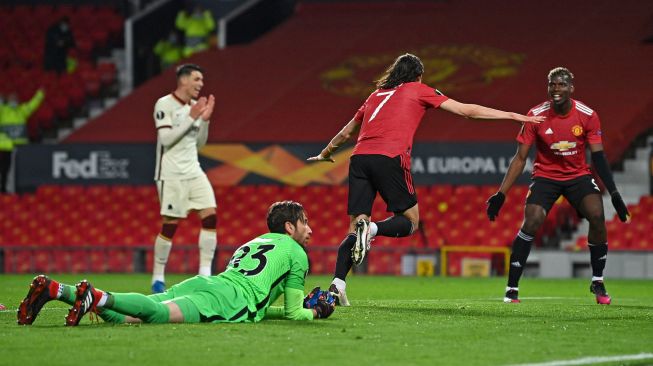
[
  {"xmin": 573, "ymin": 195, "xmax": 653, "ymax": 252},
  {"xmin": 0, "ymin": 184, "xmax": 601, "ymax": 275},
  {"xmin": 0, "ymin": 4, "xmax": 122, "ymax": 141},
  {"xmin": 65, "ymin": 1, "xmax": 653, "ymax": 167}
]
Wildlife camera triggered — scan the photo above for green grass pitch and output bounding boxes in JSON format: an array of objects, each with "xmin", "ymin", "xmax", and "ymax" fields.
[{"xmin": 1, "ymin": 274, "xmax": 652, "ymax": 366}]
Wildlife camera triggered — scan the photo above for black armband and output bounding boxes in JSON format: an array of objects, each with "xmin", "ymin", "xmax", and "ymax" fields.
[{"xmin": 591, "ymin": 151, "xmax": 617, "ymax": 194}]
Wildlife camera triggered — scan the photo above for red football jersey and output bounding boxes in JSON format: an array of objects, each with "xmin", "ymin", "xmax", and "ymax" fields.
[
  {"xmin": 518, "ymin": 99, "xmax": 603, "ymax": 181},
  {"xmin": 352, "ymin": 82, "xmax": 449, "ymax": 158}
]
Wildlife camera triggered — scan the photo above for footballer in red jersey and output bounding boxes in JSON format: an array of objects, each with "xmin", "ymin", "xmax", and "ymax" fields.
[
  {"xmin": 486, "ymin": 67, "xmax": 630, "ymax": 305},
  {"xmin": 308, "ymin": 53, "xmax": 544, "ymax": 306}
]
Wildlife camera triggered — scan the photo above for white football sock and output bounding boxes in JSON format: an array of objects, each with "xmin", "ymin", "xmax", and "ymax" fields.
[
  {"xmin": 152, "ymin": 235, "xmax": 172, "ymax": 284},
  {"xmin": 198, "ymin": 229, "xmax": 217, "ymax": 276},
  {"xmin": 332, "ymin": 277, "xmax": 347, "ymax": 290},
  {"xmin": 97, "ymin": 292, "xmax": 109, "ymax": 307},
  {"xmin": 369, "ymin": 222, "xmax": 378, "ymax": 237}
]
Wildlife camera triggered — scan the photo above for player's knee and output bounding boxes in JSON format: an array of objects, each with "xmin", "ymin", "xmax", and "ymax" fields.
[
  {"xmin": 160, "ymin": 223, "xmax": 178, "ymax": 240},
  {"xmin": 585, "ymin": 211, "xmax": 605, "ymax": 226},
  {"xmin": 522, "ymin": 219, "xmax": 542, "ymax": 234},
  {"xmin": 201, "ymin": 214, "xmax": 217, "ymax": 230}
]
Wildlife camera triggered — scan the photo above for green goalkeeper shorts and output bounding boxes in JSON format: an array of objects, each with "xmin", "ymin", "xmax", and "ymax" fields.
[{"xmin": 153, "ymin": 275, "xmax": 253, "ymax": 323}]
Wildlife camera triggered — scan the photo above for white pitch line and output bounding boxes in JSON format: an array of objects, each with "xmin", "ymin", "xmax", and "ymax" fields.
[
  {"xmin": 508, "ymin": 353, "xmax": 653, "ymax": 366},
  {"xmin": 1, "ymin": 307, "xmax": 70, "ymax": 313},
  {"xmin": 366, "ymin": 297, "xmax": 587, "ymax": 303}
]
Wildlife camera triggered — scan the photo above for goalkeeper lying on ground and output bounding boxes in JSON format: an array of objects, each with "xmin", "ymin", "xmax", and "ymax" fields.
[{"xmin": 17, "ymin": 201, "xmax": 336, "ymax": 326}]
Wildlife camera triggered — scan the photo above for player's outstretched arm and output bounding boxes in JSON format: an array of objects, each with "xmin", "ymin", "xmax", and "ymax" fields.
[
  {"xmin": 307, "ymin": 118, "xmax": 361, "ymax": 163},
  {"xmin": 590, "ymin": 144, "xmax": 630, "ymax": 222},
  {"xmin": 265, "ymin": 287, "xmax": 315, "ymax": 321},
  {"xmin": 487, "ymin": 143, "xmax": 530, "ymax": 221},
  {"xmin": 440, "ymin": 99, "xmax": 544, "ymax": 124}
]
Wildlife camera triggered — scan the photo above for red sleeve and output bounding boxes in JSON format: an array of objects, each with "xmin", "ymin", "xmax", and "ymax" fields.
[
  {"xmin": 418, "ymin": 83, "xmax": 449, "ymax": 109},
  {"xmin": 585, "ymin": 112, "xmax": 603, "ymax": 144},
  {"xmin": 353, "ymin": 102, "xmax": 366, "ymax": 122},
  {"xmin": 353, "ymin": 92, "xmax": 375, "ymax": 122},
  {"xmin": 516, "ymin": 111, "xmax": 536, "ymax": 145}
]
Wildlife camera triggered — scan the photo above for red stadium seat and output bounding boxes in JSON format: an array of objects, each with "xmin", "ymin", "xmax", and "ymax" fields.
[
  {"xmin": 97, "ymin": 61, "xmax": 116, "ymax": 86},
  {"xmin": 5, "ymin": 186, "xmax": 653, "ymax": 276}
]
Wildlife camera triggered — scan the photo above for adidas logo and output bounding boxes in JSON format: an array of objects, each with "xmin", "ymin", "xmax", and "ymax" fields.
[
  {"xmin": 83, "ymin": 292, "xmax": 93, "ymax": 311},
  {"xmin": 545, "ymin": 128, "xmax": 553, "ymax": 135},
  {"xmin": 511, "ymin": 261, "xmax": 522, "ymax": 268}
]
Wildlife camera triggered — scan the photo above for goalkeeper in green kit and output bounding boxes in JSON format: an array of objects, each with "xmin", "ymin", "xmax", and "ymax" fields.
[{"xmin": 17, "ymin": 201, "xmax": 335, "ymax": 326}]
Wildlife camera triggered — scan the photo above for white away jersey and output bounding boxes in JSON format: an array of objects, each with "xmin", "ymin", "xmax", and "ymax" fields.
[{"xmin": 154, "ymin": 94, "xmax": 204, "ymax": 180}]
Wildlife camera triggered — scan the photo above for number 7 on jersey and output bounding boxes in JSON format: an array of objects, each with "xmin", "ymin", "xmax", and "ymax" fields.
[{"xmin": 368, "ymin": 90, "xmax": 396, "ymax": 122}]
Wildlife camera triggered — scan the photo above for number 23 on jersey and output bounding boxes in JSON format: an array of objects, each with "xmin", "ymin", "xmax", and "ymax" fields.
[{"xmin": 228, "ymin": 241, "xmax": 276, "ymax": 276}]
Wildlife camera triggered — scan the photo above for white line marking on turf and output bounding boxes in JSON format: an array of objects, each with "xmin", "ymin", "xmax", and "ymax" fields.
[
  {"xmin": 372, "ymin": 297, "xmax": 587, "ymax": 303},
  {"xmin": 508, "ymin": 353, "xmax": 653, "ymax": 366},
  {"xmin": 1, "ymin": 307, "xmax": 70, "ymax": 313}
]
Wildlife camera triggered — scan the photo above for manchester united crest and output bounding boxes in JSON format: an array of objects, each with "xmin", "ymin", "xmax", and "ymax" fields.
[
  {"xmin": 320, "ymin": 45, "xmax": 525, "ymax": 98},
  {"xmin": 571, "ymin": 125, "xmax": 583, "ymax": 136}
]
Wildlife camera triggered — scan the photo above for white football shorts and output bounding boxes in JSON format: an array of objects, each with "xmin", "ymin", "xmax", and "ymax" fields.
[{"xmin": 156, "ymin": 174, "xmax": 216, "ymax": 218}]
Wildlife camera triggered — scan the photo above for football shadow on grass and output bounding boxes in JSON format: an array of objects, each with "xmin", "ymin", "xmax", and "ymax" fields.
[{"xmin": 353, "ymin": 304, "xmax": 653, "ymax": 322}]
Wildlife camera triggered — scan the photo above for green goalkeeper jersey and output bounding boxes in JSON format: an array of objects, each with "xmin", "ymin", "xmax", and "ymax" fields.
[{"xmin": 217, "ymin": 233, "xmax": 310, "ymax": 321}]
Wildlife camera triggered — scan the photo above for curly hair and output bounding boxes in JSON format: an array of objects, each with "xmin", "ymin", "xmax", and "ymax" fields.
[
  {"xmin": 547, "ymin": 67, "xmax": 574, "ymax": 83},
  {"xmin": 266, "ymin": 201, "xmax": 306, "ymax": 234}
]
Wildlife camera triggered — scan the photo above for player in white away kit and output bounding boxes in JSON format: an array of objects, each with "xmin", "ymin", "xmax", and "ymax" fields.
[{"xmin": 152, "ymin": 63, "xmax": 217, "ymax": 293}]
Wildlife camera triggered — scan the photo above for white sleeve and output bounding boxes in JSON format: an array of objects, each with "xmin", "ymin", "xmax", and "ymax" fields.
[
  {"xmin": 196, "ymin": 119, "xmax": 209, "ymax": 148},
  {"xmin": 154, "ymin": 100, "xmax": 197, "ymax": 148}
]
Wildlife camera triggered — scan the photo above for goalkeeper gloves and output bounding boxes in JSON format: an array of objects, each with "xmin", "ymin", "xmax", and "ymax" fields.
[
  {"xmin": 486, "ymin": 192, "xmax": 505, "ymax": 221},
  {"xmin": 303, "ymin": 287, "xmax": 335, "ymax": 319},
  {"xmin": 610, "ymin": 191, "xmax": 630, "ymax": 222}
]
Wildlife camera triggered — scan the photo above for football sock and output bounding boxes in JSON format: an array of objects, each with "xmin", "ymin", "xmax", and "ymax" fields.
[
  {"xmin": 49, "ymin": 281, "xmax": 76, "ymax": 305},
  {"xmin": 104, "ymin": 293, "xmax": 170, "ymax": 324},
  {"xmin": 97, "ymin": 291, "xmax": 109, "ymax": 307},
  {"xmin": 332, "ymin": 277, "xmax": 346, "ymax": 291},
  {"xmin": 334, "ymin": 234, "xmax": 356, "ymax": 280},
  {"xmin": 90, "ymin": 289, "xmax": 126, "ymax": 324},
  {"xmin": 198, "ymin": 229, "xmax": 217, "ymax": 276},
  {"xmin": 588, "ymin": 242, "xmax": 608, "ymax": 277},
  {"xmin": 507, "ymin": 230, "xmax": 534, "ymax": 288},
  {"xmin": 153, "ymin": 235, "xmax": 173, "ymax": 284},
  {"xmin": 96, "ymin": 308, "xmax": 126, "ymax": 324},
  {"xmin": 369, "ymin": 222, "xmax": 378, "ymax": 237},
  {"xmin": 375, "ymin": 215, "xmax": 412, "ymax": 237}
]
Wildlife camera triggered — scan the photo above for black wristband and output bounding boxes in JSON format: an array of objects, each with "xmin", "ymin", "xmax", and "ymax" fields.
[{"xmin": 591, "ymin": 151, "xmax": 617, "ymax": 194}]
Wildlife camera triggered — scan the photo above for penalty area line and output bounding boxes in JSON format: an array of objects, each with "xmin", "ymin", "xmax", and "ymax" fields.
[{"xmin": 508, "ymin": 353, "xmax": 653, "ymax": 366}]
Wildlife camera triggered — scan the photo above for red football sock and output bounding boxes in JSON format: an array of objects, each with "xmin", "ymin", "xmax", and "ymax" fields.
[{"xmin": 48, "ymin": 279, "xmax": 60, "ymax": 299}]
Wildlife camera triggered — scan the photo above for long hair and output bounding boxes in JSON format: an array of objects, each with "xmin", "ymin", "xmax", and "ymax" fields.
[
  {"xmin": 266, "ymin": 201, "xmax": 305, "ymax": 234},
  {"xmin": 376, "ymin": 53, "xmax": 424, "ymax": 89}
]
